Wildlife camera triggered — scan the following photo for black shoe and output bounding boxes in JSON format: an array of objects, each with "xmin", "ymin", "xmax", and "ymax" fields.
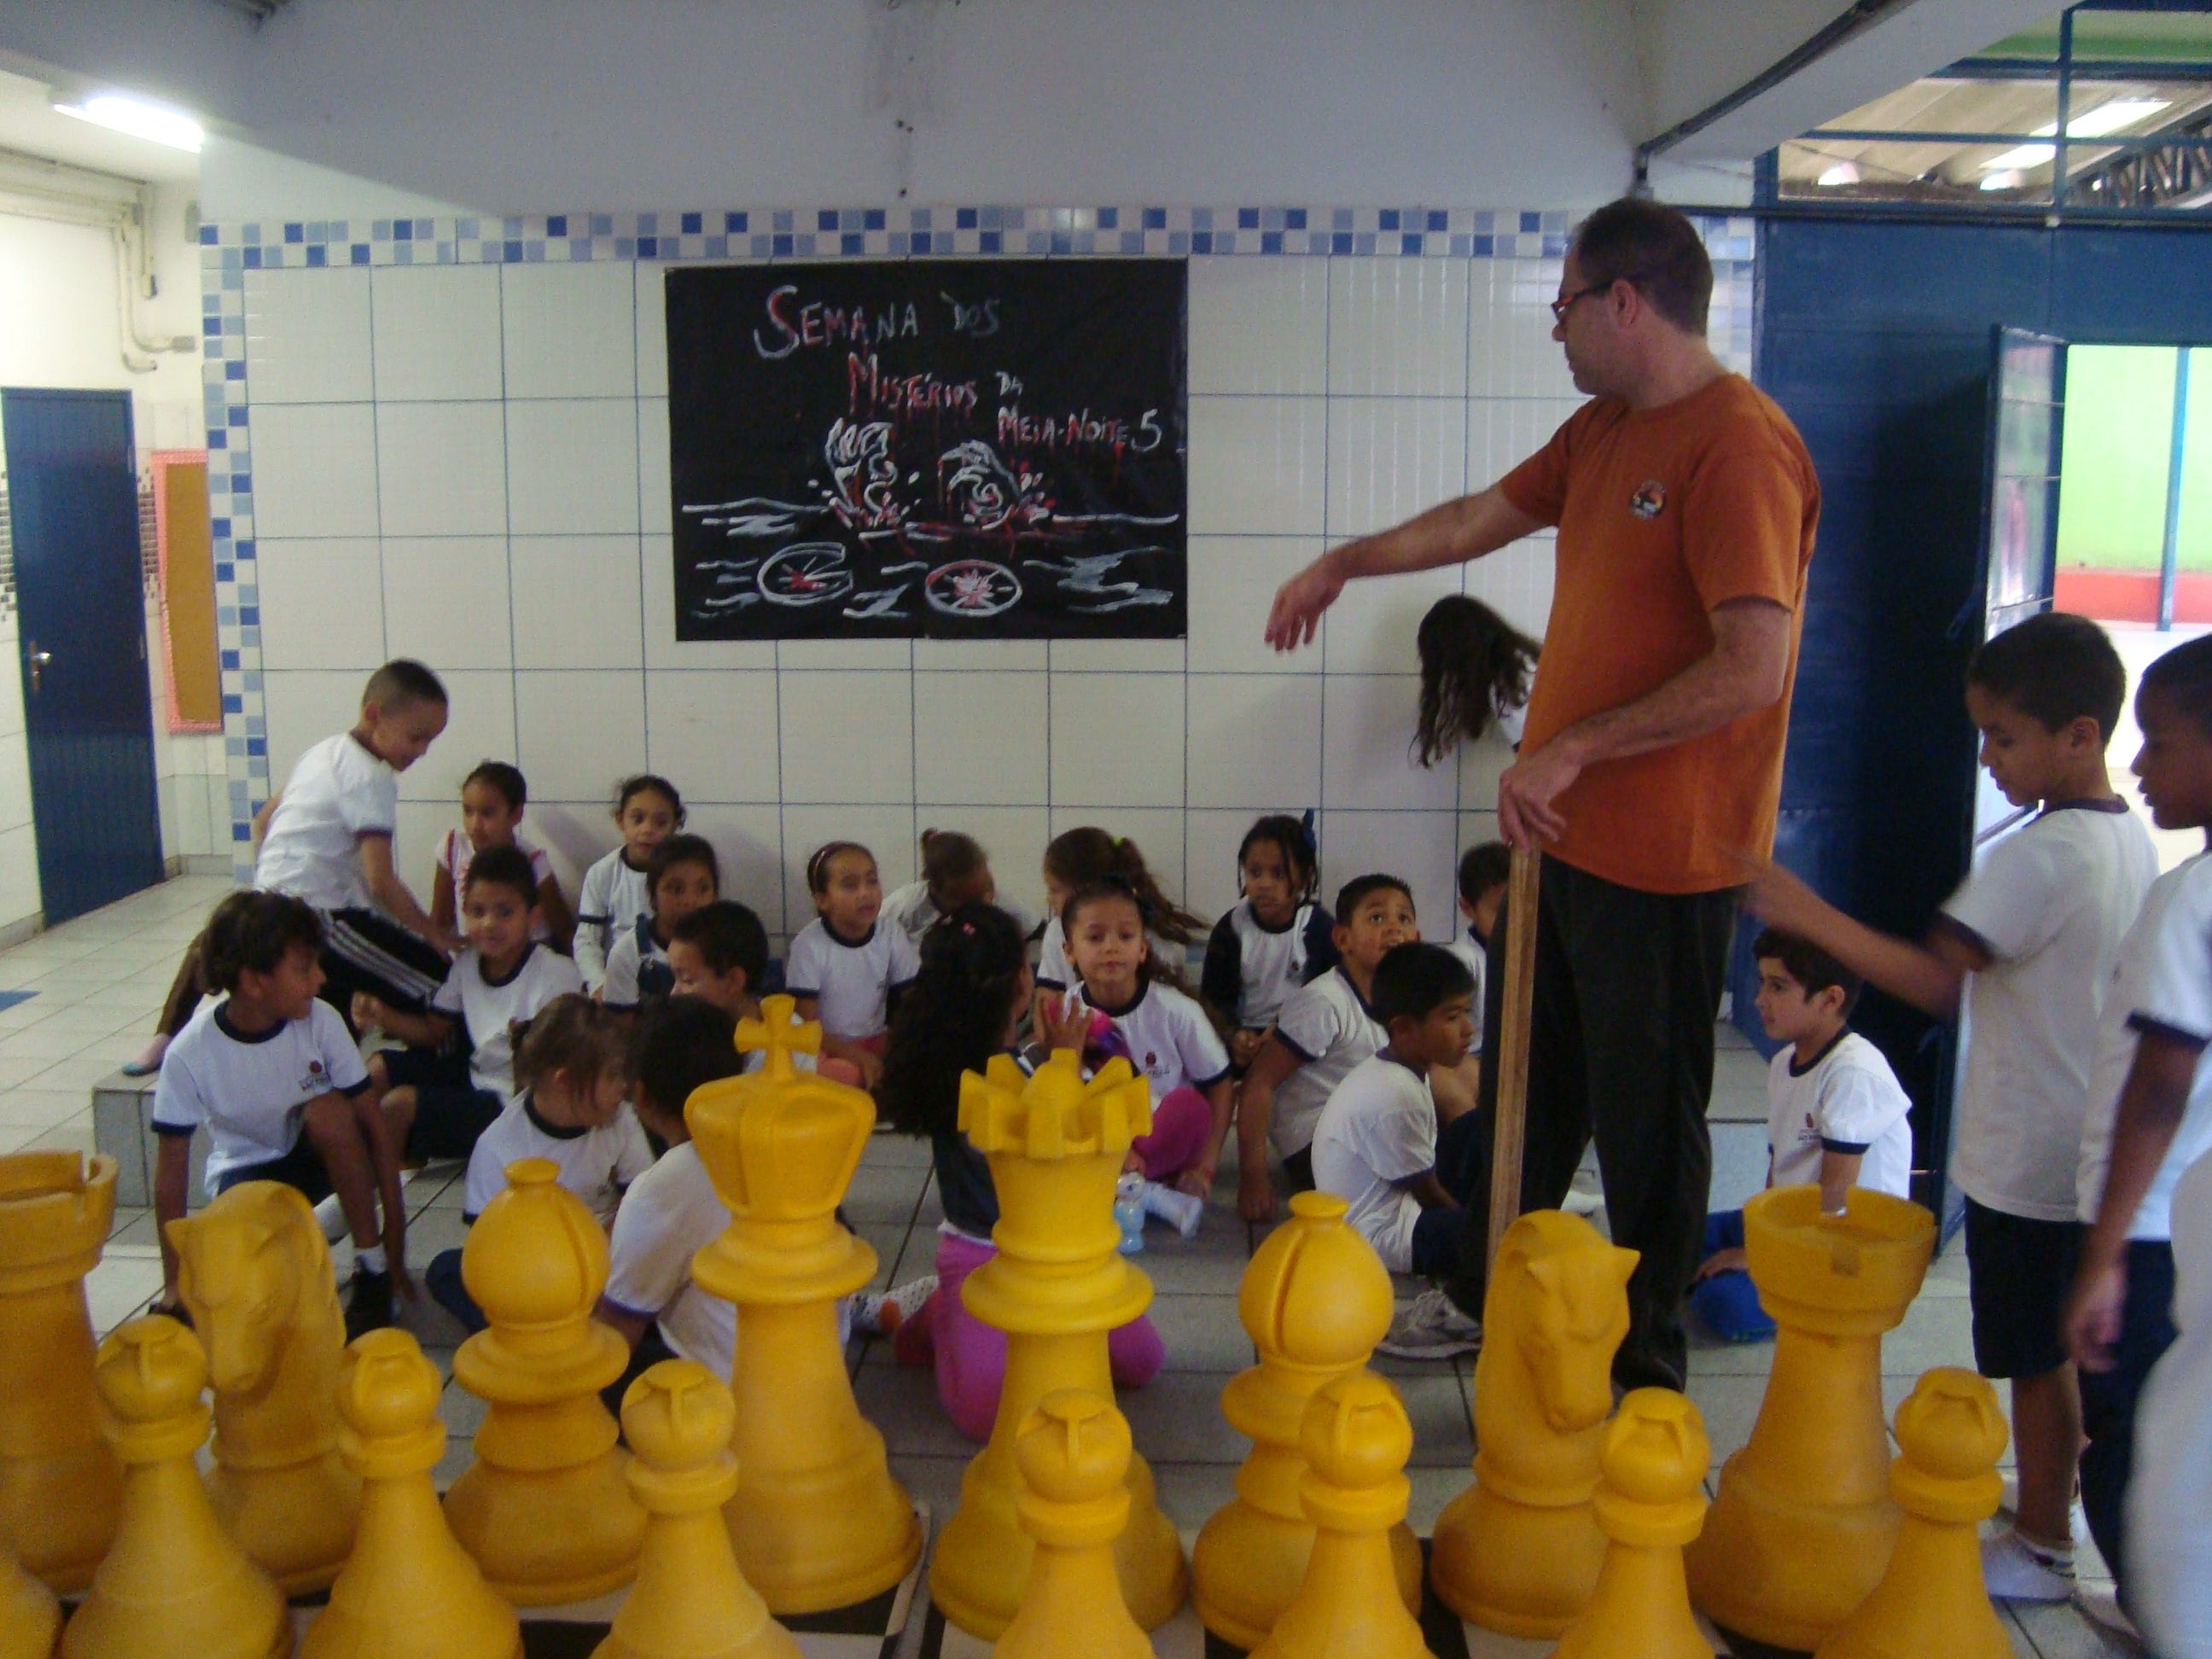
[{"xmin": 344, "ymin": 1267, "xmax": 394, "ymax": 1342}]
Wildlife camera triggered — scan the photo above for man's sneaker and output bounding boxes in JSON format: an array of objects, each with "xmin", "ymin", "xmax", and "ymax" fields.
[
  {"xmin": 1376, "ymin": 1288, "xmax": 1483, "ymax": 1359},
  {"xmin": 1981, "ymin": 1528, "xmax": 2075, "ymax": 1602},
  {"xmin": 853, "ymin": 1276, "xmax": 940, "ymax": 1336},
  {"xmin": 342, "ymin": 1267, "xmax": 395, "ymax": 1342},
  {"xmin": 1142, "ymin": 1181, "xmax": 1204, "ymax": 1239}
]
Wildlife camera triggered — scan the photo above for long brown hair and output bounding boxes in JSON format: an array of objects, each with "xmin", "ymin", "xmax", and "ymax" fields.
[
  {"xmin": 1414, "ymin": 595, "xmax": 1539, "ymax": 766},
  {"xmin": 1042, "ymin": 826, "xmax": 1202, "ymax": 943}
]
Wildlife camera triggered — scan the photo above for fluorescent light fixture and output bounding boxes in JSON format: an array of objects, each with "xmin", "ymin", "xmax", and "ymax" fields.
[
  {"xmin": 1981, "ymin": 99, "xmax": 2170, "ymax": 172},
  {"xmin": 1981, "ymin": 170, "xmax": 2023, "ymax": 191},
  {"xmin": 1818, "ymin": 161, "xmax": 1861, "ymax": 187},
  {"xmin": 53, "ymin": 92, "xmax": 204, "ymax": 154}
]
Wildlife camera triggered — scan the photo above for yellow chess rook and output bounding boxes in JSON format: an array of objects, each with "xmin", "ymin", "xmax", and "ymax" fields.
[
  {"xmin": 1816, "ymin": 1369, "xmax": 2013, "ymax": 1659},
  {"xmin": 1430, "ymin": 1209, "xmax": 1638, "ymax": 1638},
  {"xmin": 445, "ymin": 1158, "xmax": 645, "ymax": 1604},
  {"xmin": 1685, "ymin": 1185, "xmax": 1934, "ymax": 1650},
  {"xmin": 61, "ymin": 1316, "xmax": 290, "ymax": 1659},
  {"xmin": 928, "ymin": 1050, "xmax": 1187, "ymax": 1639},
  {"xmin": 592, "ymin": 1360, "xmax": 800, "ymax": 1659},
  {"xmin": 1193, "ymin": 1191, "xmax": 1420, "ymax": 1648},
  {"xmin": 168, "ymin": 1182, "xmax": 360, "ymax": 1594},
  {"xmin": 992, "ymin": 1391, "xmax": 1154, "ymax": 1659},
  {"xmin": 1551, "ymin": 1390, "xmax": 1714, "ymax": 1659},
  {"xmin": 300, "ymin": 1329, "xmax": 521, "ymax": 1659},
  {"xmin": 0, "ymin": 1151, "xmax": 123, "ymax": 1593},
  {"xmin": 1252, "ymin": 1371, "xmax": 1434, "ymax": 1659},
  {"xmin": 688, "ymin": 995, "xmax": 920, "ymax": 1615},
  {"xmin": 0, "ymin": 1527, "xmax": 60, "ymax": 1659}
]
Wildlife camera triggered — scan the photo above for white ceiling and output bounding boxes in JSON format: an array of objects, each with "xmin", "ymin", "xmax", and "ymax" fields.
[{"xmin": 0, "ymin": 65, "xmax": 199, "ymax": 184}]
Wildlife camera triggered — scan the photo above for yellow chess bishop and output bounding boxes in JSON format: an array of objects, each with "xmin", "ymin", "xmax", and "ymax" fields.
[
  {"xmin": 1551, "ymin": 1389, "xmax": 1714, "ymax": 1659},
  {"xmin": 992, "ymin": 1390, "xmax": 1155, "ymax": 1659},
  {"xmin": 928, "ymin": 1050, "xmax": 1187, "ymax": 1639},
  {"xmin": 1193, "ymin": 1190, "xmax": 1420, "ymax": 1647},
  {"xmin": 168, "ymin": 1182, "xmax": 360, "ymax": 1593},
  {"xmin": 445, "ymin": 1158, "xmax": 645, "ymax": 1604},
  {"xmin": 592, "ymin": 1360, "xmax": 800, "ymax": 1659},
  {"xmin": 1685, "ymin": 1185, "xmax": 1934, "ymax": 1650},
  {"xmin": 61, "ymin": 1316, "xmax": 291, "ymax": 1659},
  {"xmin": 0, "ymin": 1151, "xmax": 123, "ymax": 1593},
  {"xmin": 687, "ymin": 996, "xmax": 920, "ymax": 1614},
  {"xmin": 1816, "ymin": 1368, "xmax": 2013, "ymax": 1659},
  {"xmin": 300, "ymin": 1329, "xmax": 521, "ymax": 1659},
  {"xmin": 0, "ymin": 1527, "xmax": 59, "ymax": 1659},
  {"xmin": 1430, "ymin": 1209, "xmax": 1638, "ymax": 1638}
]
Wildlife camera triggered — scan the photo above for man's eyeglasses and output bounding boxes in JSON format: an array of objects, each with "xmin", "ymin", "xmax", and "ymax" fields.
[{"xmin": 1550, "ymin": 276, "xmax": 1637, "ymax": 325}]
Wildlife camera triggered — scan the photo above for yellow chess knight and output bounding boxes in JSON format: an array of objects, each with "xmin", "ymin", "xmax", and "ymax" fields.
[{"xmin": 686, "ymin": 995, "xmax": 920, "ymax": 1615}]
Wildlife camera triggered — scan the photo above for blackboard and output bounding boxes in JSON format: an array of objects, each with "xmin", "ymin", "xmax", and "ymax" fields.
[{"xmin": 667, "ymin": 259, "xmax": 1188, "ymax": 641}]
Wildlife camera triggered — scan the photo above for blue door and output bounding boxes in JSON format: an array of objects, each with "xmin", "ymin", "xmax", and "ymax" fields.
[{"xmin": 3, "ymin": 389, "xmax": 165, "ymax": 924}]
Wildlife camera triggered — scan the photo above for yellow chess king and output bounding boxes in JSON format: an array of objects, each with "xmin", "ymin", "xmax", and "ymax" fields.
[
  {"xmin": 61, "ymin": 1316, "xmax": 291, "ymax": 1659},
  {"xmin": 1816, "ymin": 1369, "xmax": 2012, "ymax": 1659},
  {"xmin": 1551, "ymin": 1389, "xmax": 1714, "ymax": 1659},
  {"xmin": 928, "ymin": 1051, "xmax": 1187, "ymax": 1639},
  {"xmin": 1430, "ymin": 1209, "xmax": 1638, "ymax": 1638},
  {"xmin": 592, "ymin": 1360, "xmax": 800, "ymax": 1659},
  {"xmin": 168, "ymin": 1182, "xmax": 360, "ymax": 1593},
  {"xmin": 0, "ymin": 1151, "xmax": 123, "ymax": 1593},
  {"xmin": 445, "ymin": 1158, "xmax": 645, "ymax": 1604},
  {"xmin": 1192, "ymin": 1191, "xmax": 1420, "ymax": 1647},
  {"xmin": 0, "ymin": 1527, "xmax": 59, "ymax": 1659},
  {"xmin": 992, "ymin": 1391, "xmax": 1154, "ymax": 1659},
  {"xmin": 688, "ymin": 995, "xmax": 920, "ymax": 1614},
  {"xmin": 300, "ymin": 1330, "xmax": 521, "ymax": 1659},
  {"xmin": 1685, "ymin": 1185, "xmax": 1934, "ymax": 1650}
]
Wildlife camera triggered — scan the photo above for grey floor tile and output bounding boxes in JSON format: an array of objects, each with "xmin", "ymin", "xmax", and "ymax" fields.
[
  {"xmin": 2007, "ymin": 1598, "xmax": 2136, "ymax": 1657},
  {"xmin": 1408, "ymin": 1464, "xmax": 1475, "ymax": 1534},
  {"xmin": 407, "ymin": 1205, "xmax": 470, "ymax": 1259},
  {"xmin": 1685, "ymin": 1326, "xmax": 1780, "ymax": 1377},
  {"xmin": 1684, "ymin": 1371, "xmax": 1773, "ymax": 1464},
  {"xmin": 1151, "ymin": 1458, "xmax": 1241, "ymax": 1526},
  {"xmin": 1397, "ymin": 1370, "xmax": 1475, "ymax": 1468},
  {"xmin": 884, "ymin": 1450, "xmax": 971, "ymax": 1522},
  {"xmin": 853, "ymin": 1351, "xmax": 978, "ymax": 1459},
  {"xmin": 439, "ymin": 1376, "xmax": 491, "ymax": 1437},
  {"xmin": 1121, "ymin": 1370, "xmax": 1249, "ymax": 1463},
  {"xmin": 1885, "ymin": 1291, "xmax": 1981, "ymax": 1375},
  {"xmin": 845, "ymin": 1161, "xmax": 932, "ymax": 1225},
  {"xmin": 1146, "ymin": 1293, "xmax": 1254, "ymax": 1373}
]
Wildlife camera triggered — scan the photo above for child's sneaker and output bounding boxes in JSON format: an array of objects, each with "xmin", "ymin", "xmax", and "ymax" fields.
[
  {"xmin": 1981, "ymin": 1528, "xmax": 2075, "ymax": 1602},
  {"xmin": 1377, "ymin": 1287, "xmax": 1483, "ymax": 1359},
  {"xmin": 1141, "ymin": 1181, "xmax": 1204, "ymax": 1239},
  {"xmin": 853, "ymin": 1276, "xmax": 939, "ymax": 1336},
  {"xmin": 342, "ymin": 1266, "xmax": 395, "ymax": 1342}
]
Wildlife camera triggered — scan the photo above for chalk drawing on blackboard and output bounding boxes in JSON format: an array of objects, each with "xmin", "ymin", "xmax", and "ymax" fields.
[
  {"xmin": 924, "ymin": 559, "xmax": 1023, "ymax": 619},
  {"xmin": 1022, "ymin": 550, "xmax": 1177, "ymax": 614},
  {"xmin": 759, "ymin": 544, "xmax": 857, "ymax": 608}
]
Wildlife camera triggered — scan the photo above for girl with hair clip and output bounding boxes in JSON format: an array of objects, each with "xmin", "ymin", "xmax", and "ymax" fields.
[
  {"xmin": 786, "ymin": 840, "xmax": 920, "ymax": 1088},
  {"xmin": 865, "ymin": 902, "xmax": 1167, "ymax": 1440},
  {"xmin": 1031, "ymin": 824, "xmax": 1204, "ymax": 1025},
  {"xmin": 1412, "ymin": 593, "xmax": 1538, "ymax": 766},
  {"xmin": 1200, "ymin": 812, "xmax": 1338, "ymax": 1070},
  {"xmin": 877, "ymin": 828, "xmax": 1029, "ymax": 948}
]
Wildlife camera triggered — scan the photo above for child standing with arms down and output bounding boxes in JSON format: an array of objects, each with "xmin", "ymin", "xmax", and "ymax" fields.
[
  {"xmin": 1748, "ymin": 610, "xmax": 2157, "ymax": 1603},
  {"xmin": 1200, "ymin": 814, "xmax": 1337, "ymax": 1069},
  {"xmin": 787, "ymin": 841, "xmax": 919, "ymax": 1086},
  {"xmin": 599, "ymin": 835, "xmax": 720, "ymax": 1016},
  {"xmin": 576, "ymin": 775, "xmax": 684, "ymax": 992},
  {"xmin": 430, "ymin": 760, "xmax": 573, "ymax": 952}
]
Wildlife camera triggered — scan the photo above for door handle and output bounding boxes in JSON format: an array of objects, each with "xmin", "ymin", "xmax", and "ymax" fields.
[{"xmin": 26, "ymin": 642, "xmax": 50, "ymax": 694}]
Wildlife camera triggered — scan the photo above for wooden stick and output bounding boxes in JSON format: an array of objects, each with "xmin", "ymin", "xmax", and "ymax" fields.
[{"xmin": 1486, "ymin": 844, "xmax": 1543, "ymax": 1272}]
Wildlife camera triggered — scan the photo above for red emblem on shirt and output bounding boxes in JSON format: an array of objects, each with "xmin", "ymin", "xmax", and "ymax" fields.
[{"xmin": 1629, "ymin": 480, "xmax": 1667, "ymax": 520}]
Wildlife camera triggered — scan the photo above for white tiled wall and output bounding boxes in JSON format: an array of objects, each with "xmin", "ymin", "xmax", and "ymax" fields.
[{"xmin": 236, "ymin": 238, "xmax": 1747, "ymax": 948}]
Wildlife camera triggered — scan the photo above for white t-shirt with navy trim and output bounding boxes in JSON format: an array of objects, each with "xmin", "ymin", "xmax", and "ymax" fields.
[
  {"xmin": 784, "ymin": 919, "xmax": 919, "ymax": 1040},
  {"xmin": 152, "ymin": 998, "xmax": 371, "ymax": 1196},
  {"xmin": 1035, "ymin": 916, "xmax": 1189, "ymax": 992},
  {"xmin": 1068, "ymin": 979, "xmax": 1231, "ymax": 1103},
  {"xmin": 1201, "ymin": 899, "xmax": 1336, "ymax": 1030},
  {"xmin": 1311, "ymin": 1053, "xmax": 1435, "ymax": 1273},
  {"xmin": 1269, "ymin": 968, "xmax": 1388, "ymax": 1157},
  {"xmin": 1941, "ymin": 799, "xmax": 2157, "ymax": 1221},
  {"xmin": 437, "ymin": 829, "xmax": 557, "ymax": 943},
  {"xmin": 603, "ymin": 1142, "xmax": 735, "ymax": 1380},
  {"xmin": 428, "ymin": 943, "xmax": 582, "ymax": 1103},
  {"xmin": 1765, "ymin": 1030, "xmax": 1913, "ymax": 1198},
  {"xmin": 255, "ymin": 733, "xmax": 398, "ymax": 913},
  {"xmin": 576, "ymin": 849, "xmax": 653, "ymax": 992},
  {"xmin": 600, "ymin": 918, "xmax": 674, "ymax": 1012},
  {"xmin": 461, "ymin": 1093, "xmax": 655, "ymax": 1226}
]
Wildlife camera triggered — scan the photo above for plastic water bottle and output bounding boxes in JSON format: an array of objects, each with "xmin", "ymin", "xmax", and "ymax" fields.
[{"xmin": 1114, "ymin": 1173, "xmax": 1147, "ymax": 1254}]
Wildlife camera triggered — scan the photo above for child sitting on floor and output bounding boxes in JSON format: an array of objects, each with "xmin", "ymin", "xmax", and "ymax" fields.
[
  {"xmin": 1032, "ymin": 825, "xmax": 1205, "ymax": 1025},
  {"xmin": 429, "ymin": 760, "xmax": 573, "ymax": 952},
  {"xmin": 576, "ymin": 773, "xmax": 684, "ymax": 992},
  {"xmin": 600, "ymin": 834, "xmax": 720, "ymax": 1017},
  {"xmin": 787, "ymin": 841, "xmax": 919, "ymax": 1087},
  {"xmin": 1200, "ymin": 813, "xmax": 1337, "ymax": 1072},
  {"xmin": 667, "ymin": 899, "xmax": 842, "ymax": 1076},
  {"xmin": 878, "ymin": 828, "xmax": 1013, "ymax": 948}
]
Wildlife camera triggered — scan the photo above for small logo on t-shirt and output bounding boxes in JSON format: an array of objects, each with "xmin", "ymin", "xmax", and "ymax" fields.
[
  {"xmin": 1629, "ymin": 480, "xmax": 1668, "ymax": 520},
  {"xmin": 1144, "ymin": 1051, "xmax": 1161, "ymax": 1073}
]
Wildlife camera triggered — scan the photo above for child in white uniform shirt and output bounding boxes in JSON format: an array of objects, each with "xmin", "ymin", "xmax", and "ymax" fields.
[
  {"xmin": 429, "ymin": 760, "xmax": 573, "ymax": 952},
  {"xmin": 787, "ymin": 841, "xmax": 919, "ymax": 1086},
  {"xmin": 877, "ymin": 829, "xmax": 1022, "ymax": 948},
  {"xmin": 1029, "ymin": 825, "xmax": 1204, "ymax": 1022},
  {"xmin": 1200, "ymin": 814, "xmax": 1337, "ymax": 1068},
  {"xmin": 1435, "ymin": 841, "xmax": 1511, "ymax": 1122},
  {"xmin": 575, "ymin": 774, "xmax": 684, "ymax": 992},
  {"xmin": 599, "ymin": 835, "xmax": 719, "ymax": 1016}
]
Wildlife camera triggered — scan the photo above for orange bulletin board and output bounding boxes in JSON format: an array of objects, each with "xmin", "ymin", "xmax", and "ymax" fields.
[{"xmin": 152, "ymin": 450, "xmax": 221, "ymax": 733}]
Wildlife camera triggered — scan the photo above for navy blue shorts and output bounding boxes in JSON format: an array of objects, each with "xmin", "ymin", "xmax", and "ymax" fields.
[
  {"xmin": 212, "ymin": 1134, "xmax": 335, "ymax": 1204},
  {"xmin": 379, "ymin": 1046, "xmax": 503, "ymax": 1162},
  {"xmin": 1964, "ymin": 1196, "xmax": 2081, "ymax": 1379}
]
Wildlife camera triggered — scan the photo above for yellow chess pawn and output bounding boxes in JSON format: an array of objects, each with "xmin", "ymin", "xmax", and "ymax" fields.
[
  {"xmin": 1816, "ymin": 1369, "xmax": 2012, "ymax": 1659},
  {"xmin": 1430, "ymin": 1209, "xmax": 1638, "ymax": 1638},
  {"xmin": 0, "ymin": 1151, "xmax": 123, "ymax": 1593},
  {"xmin": 1685, "ymin": 1186, "xmax": 1934, "ymax": 1650},
  {"xmin": 929, "ymin": 1051, "xmax": 1186, "ymax": 1639},
  {"xmin": 61, "ymin": 1316, "xmax": 290, "ymax": 1659},
  {"xmin": 169, "ymin": 1182, "xmax": 360, "ymax": 1593},
  {"xmin": 445, "ymin": 1158, "xmax": 645, "ymax": 1604},
  {"xmin": 1193, "ymin": 1191, "xmax": 1420, "ymax": 1648},
  {"xmin": 992, "ymin": 1391, "xmax": 1153, "ymax": 1659},
  {"xmin": 300, "ymin": 1329, "xmax": 521, "ymax": 1659},
  {"xmin": 0, "ymin": 1528, "xmax": 60, "ymax": 1659},
  {"xmin": 687, "ymin": 997, "xmax": 919, "ymax": 1614},
  {"xmin": 592, "ymin": 1360, "xmax": 800, "ymax": 1659},
  {"xmin": 1551, "ymin": 1390, "xmax": 1714, "ymax": 1659},
  {"xmin": 1252, "ymin": 1371, "xmax": 1434, "ymax": 1659}
]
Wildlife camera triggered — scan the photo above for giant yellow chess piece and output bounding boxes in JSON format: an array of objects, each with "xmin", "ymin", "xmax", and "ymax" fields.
[
  {"xmin": 928, "ymin": 1051, "xmax": 1187, "ymax": 1639},
  {"xmin": 687, "ymin": 996, "xmax": 920, "ymax": 1614},
  {"xmin": 168, "ymin": 1182, "xmax": 360, "ymax": 1593},
  {"xmin": 445, "ymin": 1158, "xmax": 645, "ymax": 1603},
  {"xmin": 1193, "ymin": 1191, "xmax": 1420, "ymax": 1647},
  {"xmin": 300, "ymin": 1329, "xmax": 521, "ymax": 1659},
  {"xmin": 0, "ymin": 1527, "xmax": 59, "ymax": 1659},
  {"xmin": 1685, "ymin": 1185, "xmax": 1934, "ymax": 1650},
  {"xmin": 1815, "ymin": 1368, "xmax": 2012, "ymax": 1659},
  {"xmin": 992, "ymin": 1391, "xmax": 1153, "ymax": 1659},
  {"xmin": 0, "ymin": 1151, "xmax": 122, "ymax": 1592},
  {"xmin": 61, "ymin": 1316, "xmax": 291, "ymax": 1659},
  {"xmin": 1551, "ymin": 1389, "xmax": 1714, "ymax": 1659},
  {"xmin": 1430, "ymin": 1209, "xmax": 1638, "ymax": 1637}
]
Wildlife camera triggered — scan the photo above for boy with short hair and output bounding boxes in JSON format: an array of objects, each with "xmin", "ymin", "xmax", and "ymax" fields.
[
  {"xmin": 1748, "ymin": 609, "xmax": 2158, "ymax": 1601},
  {"xmin": 1310, "ymin": 942, "xmax": 1481, "ymax": 1283},
  {"xmin": 1219, "ymin": 874, "xmax": 1418, "ymax": 1222},
  {"xmin": 601, "ymin": 835, "xmax": 721, "ymax": 1015},
  {"xmin": 150, "ymin": 890, "xmax": 404, "ymax": 1338}
]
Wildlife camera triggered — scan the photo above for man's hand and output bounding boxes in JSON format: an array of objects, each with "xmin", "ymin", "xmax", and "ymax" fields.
[
  {"xmin": 1496, "ymin": 736, "xmax": 1582, "ymax": 847},
  {"xmin": 2065, "ymin": 1258, "xmax": 2128, "ymax": 1373},
  {"xmin": 1264, "ymin": 552, "xmax": 1345, "ymax": 654}
]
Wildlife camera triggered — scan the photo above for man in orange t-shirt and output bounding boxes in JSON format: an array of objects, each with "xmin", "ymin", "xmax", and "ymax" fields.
[{"xmin": 1265, "ymin": 198, "xmax": 1819, "ymax": 1391}]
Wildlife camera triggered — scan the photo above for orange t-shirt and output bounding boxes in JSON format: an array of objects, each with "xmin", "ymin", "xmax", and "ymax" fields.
[{"xmin": 1498, "ymin": 374, "xmax": 1819, "ymax": 895}]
